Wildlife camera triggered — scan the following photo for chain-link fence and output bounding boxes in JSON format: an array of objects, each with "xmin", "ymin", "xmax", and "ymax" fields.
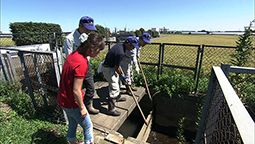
[
  {"xmin": 0, "ymin": 46, "xmax": 64, "ymax": 122},
  {"xmin": 195, "ymin": 66, "xmax": 255, "ymax": 144},
  {"xmin": 161, "ymin": 43, "xmax": 201, "ymax": 78}
]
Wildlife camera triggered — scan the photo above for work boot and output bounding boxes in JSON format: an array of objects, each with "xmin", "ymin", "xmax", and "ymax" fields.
[
  {"xmin": 131, "ymin": 84, "xmax": 137, "ymax": 91},
  {"xmin": 86, "ymin": 102, "xmax": 99, "ymax": 114},
  {"xmin": 126, "ymin": 86, "xmax": 132, "ymax": 95},
  {"xmin": 107, "ymin": 98, "xmax": 121, "ymax": 116},
  {"xmin": 116, "ymin": 94, "xmax": 126, "ymax": 102}
]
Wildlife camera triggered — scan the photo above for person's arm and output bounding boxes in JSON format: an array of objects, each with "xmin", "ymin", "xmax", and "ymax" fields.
[
  {"xmin": 73, "ymin": 78, "xmax": 87, "ymax": 118},
  {"xmin": 64, "ymin": 38, "xmax": 73, "ymax": 57},
  {"xmin": 114, "ymin": 65, "xmax": 123, "ymax": 76},
  {"xmin": 115, "ymin": 65, "xmax": 127, "ymax": 85}
]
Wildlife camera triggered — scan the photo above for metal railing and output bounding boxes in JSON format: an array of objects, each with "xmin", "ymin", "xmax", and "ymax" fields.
[{"xmin": 195, "ymin": 65, "xmax": 255, "ymax": 144}]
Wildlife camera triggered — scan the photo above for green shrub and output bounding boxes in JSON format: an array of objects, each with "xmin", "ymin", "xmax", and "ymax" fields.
[
  {"xmin": 132, "ymin": 68, "xmax": 195, "ymax": 98},
  {"xmin": 9, "ymin": 22, "xmax": 63, "ymax": 46},
  {"xmin": 0, "ymin": 81, "xmax": 34, "ymax": 117},
  {"xmin": 90, "ymin": 60, "xmax": 105, "ymax": 81},
  {"xmin": 0, "ymin": 81, "xmax": 83, "ymax": 143},
  {"xmin": 229, "ymin": 21, "xmax": 255, "ymax": 107}
]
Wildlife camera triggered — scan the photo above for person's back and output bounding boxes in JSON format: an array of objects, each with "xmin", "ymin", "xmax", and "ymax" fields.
[
  {"xmin": 104, "ymin": 43, "xmax": 125, "ymax": 68},
  {"xmin": 64, "ymin": 29, "xmax": 82, "ymax": 57}
]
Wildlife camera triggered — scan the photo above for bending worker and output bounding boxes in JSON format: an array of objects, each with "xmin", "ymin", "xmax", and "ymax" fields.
[
  {"xmin": 101, "ymin": 36, "xmax": 140, "ymax": 116},
  {"xmin": 121, "ymin": 32, "xmax": 151, "ymax": 95}
]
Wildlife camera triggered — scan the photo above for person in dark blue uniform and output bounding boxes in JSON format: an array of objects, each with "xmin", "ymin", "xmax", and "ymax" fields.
[{"xmin": 101, "ymin": 36, "xmax": 140, "ymax": 116}]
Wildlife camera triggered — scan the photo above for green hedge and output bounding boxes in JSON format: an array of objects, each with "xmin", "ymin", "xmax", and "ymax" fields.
[{"xmin": 9, "ymin": 22, "xmax": 63, "ymax": 46}]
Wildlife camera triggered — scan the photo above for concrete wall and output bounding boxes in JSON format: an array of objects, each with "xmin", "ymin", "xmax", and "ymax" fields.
[{"xmin": 153, "ymin": 93, "xmax": 199, "ymax": 132}]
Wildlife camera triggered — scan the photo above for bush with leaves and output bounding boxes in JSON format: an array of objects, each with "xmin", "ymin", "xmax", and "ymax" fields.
[
  {"xmin": 0, "ymin": 81, "xmax": 35, "ymax": 118},
  {"xmin": 132, "ymin": 67, "xmax": 195, "ymax": 98},
  {"xmin": 229, "ymin": 20, "xmax": 255, "ymax": 106}
]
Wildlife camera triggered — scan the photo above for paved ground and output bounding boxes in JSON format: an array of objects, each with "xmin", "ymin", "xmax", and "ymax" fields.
[
  {"xmin": 90, "ymin": 81, "xmax": 146, "ymax": 131},
  {"xmin": 88, "ymin": 81, "xmax": 149, "ymax": 144}
]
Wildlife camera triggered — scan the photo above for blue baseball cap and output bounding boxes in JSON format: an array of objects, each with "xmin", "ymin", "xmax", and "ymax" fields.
[
  {"xmin": 142, "ymin": 32, "xmax": 151, "ymax": 44},
  {"xmin": 126, "ymin": 36, "xmax": 140, "ymax": 50},
  {"xmin": 79, "ymin": 16, "xmax": 97, "ymax": 31}
]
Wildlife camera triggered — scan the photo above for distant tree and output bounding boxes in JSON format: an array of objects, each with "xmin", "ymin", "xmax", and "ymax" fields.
[
  {"xmin": 95, "ymin": 24, "xmax": 105, "ymax": 37},
  {"xmin": 152, "ymin": 31, "xmax": 159, "ymax": 37},
  {"xmin": 147, "ymin": 30, "xmax": 153, "ymax": 37},
  {"xmin": 134, "ymin": 30, "xmax": 142, "ymax": 37},
  {"xmin": 139, "ymin": 28, "xmax": 145, "ymax": 34}
]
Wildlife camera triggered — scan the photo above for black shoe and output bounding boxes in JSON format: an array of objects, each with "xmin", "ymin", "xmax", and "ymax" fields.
[
  {"xmin": 131, "ymin": 85, "xmax": 137, "ymax": 91},
  {"xmin": 116, "ymin": 95, "xmax": 126, "ymax": 102},
  {"xmin": 108, "ymin": 110, "xmax": 121, "ymax": 116},
  {"xmin": 126, "ymin": 88, "xmax": 132, "ymax": 96}
]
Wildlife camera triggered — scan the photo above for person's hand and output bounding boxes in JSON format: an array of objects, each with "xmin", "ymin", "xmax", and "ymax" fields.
[
  {"xmin": 80, "ymin": 107, "xmax": 88, "ymax": 118},
  {"xmin": 120, "ymin": 75, "xmax": 127, "ymax": 85},
  {"xmin": 137, "ymin": 54, "xmax": 140, "ymax": 58},
  {"xmin": 135, "ymin": 66, "xmax": 140, "ymax": 74}
]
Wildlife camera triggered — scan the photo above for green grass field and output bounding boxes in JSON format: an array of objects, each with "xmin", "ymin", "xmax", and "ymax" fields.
[
  {"xmin": 92, "ymin": 34, "xmax": 255, "ymax": 74},
  {"xmin": 154, "ymin": 34, "xmax": 239, "ymax": 46},
  {"xmin": 0, "ymin": 38, "xmax": 15, "ymax": 46}
]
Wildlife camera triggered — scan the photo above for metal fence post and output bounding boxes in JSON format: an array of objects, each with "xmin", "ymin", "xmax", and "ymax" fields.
[
  {"xmin": 53, "ymin": 52, "xmax": 61, "ymax": 87},
  {"xmin": 195, "ymin": 68, "xmax": 216, "ymax": 144},
  {"xmin": 32, "ymin": 53, "xmax": 48, "ymax": 108},
  {"xmin": 160, "ymin": 43, "xmax": 165, "ymax": 75},
  {"xmin": 220, "ymin": 63, "xmax": 231, "ymax": 78},
  {"xmin": 6, "ymin": 52, "xmax": 18, "ymax": 81},
  {"xmin": 0, "ymin": 53, "xmax": 10, "ymax": 81},
  {"xmin": 18, "ymin": 51, "xmax": 37, "ymax": 110},
  {"xmin": 194, "ymin": 44, "xmax": 205, "ymax": 94},
  {"xmin": 157, "ymin": 43, "xmax": 162, "ymax": 80},
  {"xmin": 194, "ymin": 45, "xmax": 201, "ymax": 80}
]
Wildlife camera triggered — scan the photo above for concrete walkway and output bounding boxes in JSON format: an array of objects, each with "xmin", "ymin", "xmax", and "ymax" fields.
[
  {"xmin": 90, "ymin": 81, "xmax": 146, "ymax": 131},
  {"xmin": 88, "ymin": 81, "xmax": 149, "ymax": 144}
]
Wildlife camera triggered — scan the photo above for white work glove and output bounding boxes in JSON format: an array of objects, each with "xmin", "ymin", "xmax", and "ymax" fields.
[
  {"xmin": 79, "ymin": 33, "xmax": 88, "ymax": 43},
  {"xmin": 135, "ymin": 65, "xmax": 140, "ymax": 74}
]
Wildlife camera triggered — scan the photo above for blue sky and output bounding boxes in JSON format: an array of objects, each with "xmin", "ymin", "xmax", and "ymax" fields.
[{"xmin": 1, "ymin": 0, "xmax": 254, "ymax": 33}]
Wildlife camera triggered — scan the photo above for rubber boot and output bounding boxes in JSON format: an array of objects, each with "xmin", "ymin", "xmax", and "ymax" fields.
[
  {"xmin": 84, "ymin": 97, "xmax": 99, "ymax": 114},
  {"xmin": 86, "ymin": 102, "xmax": 99, "ymax": 114},
  {"xmin": 107, "ymin": 98, "xmax": 121, "ymax": 116}
]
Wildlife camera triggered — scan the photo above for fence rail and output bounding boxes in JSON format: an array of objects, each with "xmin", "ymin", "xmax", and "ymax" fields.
[{"xmin": 195, "ymin": 66, "xmax": 255, "ymax": 144}]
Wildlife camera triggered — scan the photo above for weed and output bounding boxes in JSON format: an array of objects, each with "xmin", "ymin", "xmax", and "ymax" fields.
[{"xmin": 177, "ymin": 117, "xmax": 186, "ymax": 144}]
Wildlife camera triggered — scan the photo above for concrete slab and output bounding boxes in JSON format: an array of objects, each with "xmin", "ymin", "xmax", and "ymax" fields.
[{"xmin": 89, "ymin": 81, "xmax": 146, "ymax": 131}]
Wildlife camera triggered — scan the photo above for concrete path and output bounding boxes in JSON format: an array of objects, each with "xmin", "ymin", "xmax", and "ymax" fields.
[
  {"xmin": 87, "ymin": 81, "xmax": 149, "ymax": 143},
  {"xmin": 89, "ymin": 81, "xmax": 146, "ymax": 131}
]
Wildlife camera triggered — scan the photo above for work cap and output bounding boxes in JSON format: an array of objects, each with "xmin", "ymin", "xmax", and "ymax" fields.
[
  {"xmin": 126, "ymin": 36, "xmax": 140, "ymax": 50},
  {"xmin": 142, "ymin": 32, "xmax": 151, "ymax": 44},
  {"xmin": 79, "ymin": 16, "xmax": 97, "ymax": 31}
]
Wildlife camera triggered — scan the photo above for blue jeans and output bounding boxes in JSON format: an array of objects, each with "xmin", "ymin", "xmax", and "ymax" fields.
[{"xmin": 62, "ymin": 106, "xmax": 93, "ymax": 144}]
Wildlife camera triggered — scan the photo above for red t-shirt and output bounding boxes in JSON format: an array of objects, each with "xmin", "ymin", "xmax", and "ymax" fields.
[{"xmin": 57, "ymin": 51, "xmax": 88, "ymax": 109}]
